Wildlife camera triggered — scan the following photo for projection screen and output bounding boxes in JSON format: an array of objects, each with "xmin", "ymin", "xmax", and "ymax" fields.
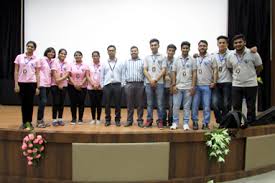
[{"xmin": 24, "ymin": 0, "xmax": 228, "ymax": 63}]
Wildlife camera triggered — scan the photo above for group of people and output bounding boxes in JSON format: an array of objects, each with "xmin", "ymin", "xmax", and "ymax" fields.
[{"xmin": 14, "ymin": 34, "xmax": 263, "ymax": 130}]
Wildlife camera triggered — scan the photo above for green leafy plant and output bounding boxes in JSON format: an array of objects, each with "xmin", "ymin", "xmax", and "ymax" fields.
[{"xmin": 205, "ymin": 128, "xmax": 231, "ymax": 163}]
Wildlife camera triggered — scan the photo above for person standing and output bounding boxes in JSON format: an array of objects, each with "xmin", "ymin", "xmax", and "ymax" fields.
[
  {"xmin": 51, "ymin": 48, "xmax": 70, "ymax": 126},
  {"xmin": 101, "ymin": 45, "xmax": 124, "ymax": 127},
  {"xmin": 14, "ymin": 41, "xmax": 40, "ymax": 129},
  {"xmin": 211, "ymin": 36, "xmax": 232, "ymax": 124},
  {"xmin": 123, "ymin": 46, "xmax": 145, "ymax": 128},
  {"xmin": 227, "ymin": 34, "xmax": 263, "ymax": 124},
  {"xmin": 192, "ymin": 40, "xmax": 218, "ymax": 130},
  {"xmin": 163, "ymin": 44, "xmax": 176, "ymax": 127},
  {"xmin": 36, "ymin": 47, "xmax": 56, "ymax": 128},
  {"xmin": 143, "ymin": 38, "xmax": 166, "ymax": 129},
  {"xmin": 171, "ymin": 41, "xmax": 197, "ymax": 130},
  {"xmin": 68, "ymin": 51, "xmax": 88, "ymax": 125},
  {"xmin": 87, "ymin": 51, "xmax": 103, "ymax": 125}
]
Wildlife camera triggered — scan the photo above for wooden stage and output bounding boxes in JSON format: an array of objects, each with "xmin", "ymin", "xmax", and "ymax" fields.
[{"xmin": 1, "ymin": 105, "xmax": 275, "ymax": 183}]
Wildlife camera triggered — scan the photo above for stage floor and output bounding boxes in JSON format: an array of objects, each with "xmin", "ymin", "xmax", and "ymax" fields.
[{"xmin": 0, "ymin": 105, "xmax": 216, "ymax": 133}]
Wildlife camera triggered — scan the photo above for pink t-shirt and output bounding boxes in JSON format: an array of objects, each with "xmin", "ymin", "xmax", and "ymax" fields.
[
  {"xmin": 87, "ymin": 62, "xmax": 102, "ymax": 90},
  {"xmin": 39, "ymin": 57, "xmax": 54, "ymax": 87},
  {"xmin": 14, "ymin": 53, "xmax": 40, "ymax": 83},
  {"xmin": 51, "ymin": 59, "xmax": 69, "ymax": 87},
  {"xmin": 69, "ymin": 62, "xmax": 88, "ymax": 88}
]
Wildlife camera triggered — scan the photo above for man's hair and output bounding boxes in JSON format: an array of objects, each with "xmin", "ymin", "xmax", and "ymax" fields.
[
  {"xmin": 232, "ymin": 34, "xmax": 246, "ymax": 42},
  {"xmin": 198, "ymin": 40, "xmax": 208, "ymax": 45},
  {"xmin": 217, "ymin": 35, "xmax": 229, "ymax": 43},
  {"xmin": 149, "ymin": 38, "xmax": 159, "ymax": 45},
  {"xmin": 181, "ymin": 41, "xmax": 191, "ymax": 48},
  {"xmin": 107, "ymin": 45, "xmax": 116, "ymax": 50},
  {"xmin": 167, "ymin": 44, "xmax": 177, "ymax": 50}
]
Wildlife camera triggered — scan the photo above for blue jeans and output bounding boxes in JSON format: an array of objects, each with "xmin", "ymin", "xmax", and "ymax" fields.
[
  {"xmin": 192, "ymin": 85, "xmax": 211, "ymax": 124},
  {"xmin": 37, "ymin": 87, "xmax": 50, "ymax": 121},
  {"xmin": 212, "ymin": 82, "xmax": 232, "ymax": 123},
  {"xmin": 173, "ymin": 89, "xmax": 192, "ymax": 125},
  {"xmin": 145, "ymin": 83, "xmax": 164, "ymax": 121}
]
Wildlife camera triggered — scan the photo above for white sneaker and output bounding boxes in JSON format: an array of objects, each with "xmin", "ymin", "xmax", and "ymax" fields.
[
  {"xmin": 183, "ymin": 124, "xmax": 190, "ymax": 131},
  {"xmin": 96, "ymin": 120, "xmax": 101, "ymax": 125},
  {"xmin": 89, "ymin": 119, "xmax": 96, "ymax": 125},
  {"xmin": 170, "ymin": 123, "xmax": 178, "ymax": 130}
]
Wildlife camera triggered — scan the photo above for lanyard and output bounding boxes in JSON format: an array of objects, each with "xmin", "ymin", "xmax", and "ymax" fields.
[
  {"xmin": 24, "ymin": 57, "xmax": 32, "ymax": 65},
  {"xmin": 93, "ymin": 64, "xmax": 100, "ymax": 73},
  {"xmin": 151, "ymin": 55, "xmax": 158, "ymax": 63},
  {"xmin": 199, "ymin": 56, "xmax": 205, "ymax": 65},
  {"xmin": 76, "ymin": 63, "xmax": 82, "ymax": 70},
  {"xmin": 235, "ymin": 54, "xmax": 243, "ymax": 65},
  {"xmin": 181, "ymin": 57, "xmax": 188, "ymax": 68},
  {"xmin": 47, "ymin": 59, "xmax": 52, "ymax": 69},
  {"xmin": 108, "ymin": 59, "xmax": 117, "ymax": 71},
  {"xmin": 60, "ymin": 61, "xmax": 65, "ymax": 71},
  {"xmin": 218, "ymin": 53, "xmax": 225, "ymax": 63}
]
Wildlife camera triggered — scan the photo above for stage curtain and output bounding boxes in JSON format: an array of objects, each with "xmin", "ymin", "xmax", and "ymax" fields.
[
  {"xmin": 228, "ymin": 0, "xmax": 271, "ymax": 111},
  {"xmin": 0, "ymin": 0, "xmax": 21, "ymax": 79}
]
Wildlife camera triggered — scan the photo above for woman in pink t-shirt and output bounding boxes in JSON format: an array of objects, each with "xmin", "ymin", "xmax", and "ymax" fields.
[
  {"xmin": 68, "ymin": 51, "xmax": 88, "ymax": 124},
  {"xmin": 51, "ymin": 49, "xmax": 70, "ymax": 126},
  {"xmin": 14, "ymin": 41, "xmax": 40, "ymax": 129},
  {"xmin": 36, "ymin": 47, "xmax": 56, "ymax": 128},
  {"xmin": 86, "ymin": 51, "xmax": 103, "ymax": 125}
]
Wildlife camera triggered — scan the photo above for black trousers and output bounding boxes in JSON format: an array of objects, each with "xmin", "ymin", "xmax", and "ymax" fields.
[
  {"xmin": 51, "ymin": 86, "xmax": 67, "ymax": 119},
  {"xmin": 212, "ymin": 82, "xmax": 232, "ymax": 123},
  {"xmin": 124, "ymin": 82, "xmax": 144, "ymax": 123},
  {"xmin": 103, "ymin": 83, "xmax": 122, "ymax": 122},
  {"xmin": 68, "ymin": 84, "xmax": 87, "ymax": 120},
  {"xmin": 88, "ymin": 89, "xmax": 103, "ymax": 120},
  {"xmin": 18, "ymin": 82, "xmax": 36, "ymax": 124},
  {"xmin": 232, "ymin": 86, "xmax": 258, "ymax": 123}
]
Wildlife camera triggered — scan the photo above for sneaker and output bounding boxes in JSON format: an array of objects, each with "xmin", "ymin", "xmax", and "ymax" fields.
[
  {"xmin": 89, "ymin": 119, "xmax": 96, "ymax": 125},
  {"xmin": 144, "ymin": 120, "xmax": 153, "ymax": 128},
  {"xmin": 58, "ymin": 119, "xmax": 65, "ymax": 126},
  {"xmin": 78, "ymin": 120, "xmax": 83, "ymax": 125},
  {"xmin": 183, "ymin": 124, "xmax": 190, "ymax": 131},
  {"xmin": 71, "ymin": 119, "xmax": 76, "ymax": 125},
  {"xmin": 96, "ymin": 119, "xmax": 101, "ymax": 125},
  {"xmin": 170, "ymin": 123, "xmax": 178, "ymax": 130},
  {"xmin": 193, "ymin": 122, "xmax": 199, "ymax": 130},
  {"xmin": 157, "ymin": 120, "xmax": 164, "ymax": 130},
  {"xmin": 202, "ymin": 123, "xmax": 210, "ymax": 130},
  {"xmin": 36, "ymin": 120, "xmax": 47, "ymax": 128},
  {"xmin": 52, "ymin": 119, "xmax": 59, "ymax": 127}
]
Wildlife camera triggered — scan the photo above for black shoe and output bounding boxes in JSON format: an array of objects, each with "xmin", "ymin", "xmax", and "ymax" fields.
[
  {"xmin": 202, "ymin": 123, "xmax": 210, "ymax": 130},
  {"xmin": 115, "ymin": 121, "xmax": 121, "ymax": 127},
  {"xmin": 137, "ymin": 121, "xmax": 144, "ymax": 128},
  {"xmin": 124, "ymin": 121, "xmax": 133, "ymax": 127},
  {"xmin": 193, "ymin": 122, "xmax": 199, "ymax": 130},
  {"xmin": 105, "ymin": 121, "xmax": 111, "ymax": 126},
  {"xmin": 71, "ymin": 119, "xmax": 77, "ymax": 125}
]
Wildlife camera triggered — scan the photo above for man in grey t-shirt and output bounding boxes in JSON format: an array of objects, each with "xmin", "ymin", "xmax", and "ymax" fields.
[
  {"xmin": 227, "ymin": 34, "xmax": 263, "ymax": 123},
  {"xmin": 192, "ymin": 40, "xmax": 218, "ymax": 130},
  {"xmin": 143, "ymin": 38, "xmax": 166, "ymax": 129},
  {"xmin": 171, "ymin": 41, "xmax": 197, "ymax": 130}
]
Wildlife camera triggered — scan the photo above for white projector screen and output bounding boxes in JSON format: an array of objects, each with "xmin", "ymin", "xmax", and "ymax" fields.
[{"xmin": 24, "ymin": 0, "xmax": 228, "ymax": 63}]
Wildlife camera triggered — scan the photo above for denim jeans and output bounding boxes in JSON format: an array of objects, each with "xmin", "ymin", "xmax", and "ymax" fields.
[
  {"xmin": 145, "ymin": 83, "xmax": 164, "ymax": 121},
  {"xmin": 192, "ymin": 85, "xmax": 211, "ymax": 124},
  {"xmin": 37, "ymin": 87, "xmax": 50, "ymax": 121},
  {"xmin": 212, "ymin": 82, "xmax": 232, "ymax": 123},
  {"xmin": 173, "ymin": 89, "xmax": 192, "ymax": 125}
]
